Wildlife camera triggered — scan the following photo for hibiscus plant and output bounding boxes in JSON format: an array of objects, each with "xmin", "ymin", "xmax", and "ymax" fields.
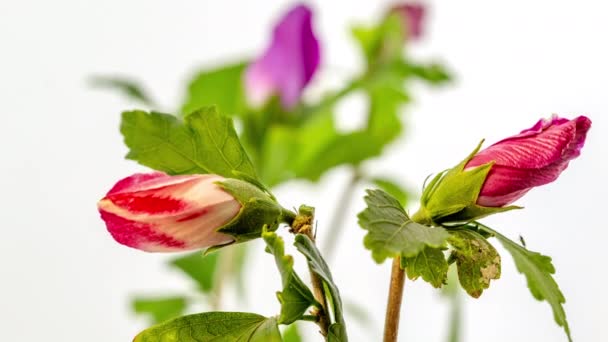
[{"xmin": 96, "ymin": 3, "xmax": 590, "ymax": 342}]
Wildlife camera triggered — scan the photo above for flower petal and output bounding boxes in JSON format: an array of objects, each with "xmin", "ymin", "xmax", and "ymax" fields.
[{"xmin": 245, "ymin": 4, "xmax": 320, "ymax": 109}]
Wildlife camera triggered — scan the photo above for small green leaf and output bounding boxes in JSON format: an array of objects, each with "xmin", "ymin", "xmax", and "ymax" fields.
[
  {"xmin": 370, "ymin": 177, "xmax": 410, "ymax": 206},
  {"xmin": 134, "ymin": 312, "xmax": 282, "ymax": 342},
  {"xmin": 132, "ymin": 296, "xmax": 187, "ymax": 324},
  {"xmin": 263, "ymin": 231, "xmax": 317, "ymax": 324},
  {"xmin": 401, "ymin": 246, "xmax": 448, "ymax": 288},
  {"xmin": 448, "ymin": 229, "xmax": 501, "ymax": 298},
  {"xmin": 294, "ymin": 234, "xmax": 348, "ymax": 341},
  {"xmin": 121, "ymin": 107, "xmax": 256, "ymax": 179},
  {"xmin": 358, "ymin": 189, "xmax": 450, "ymax": 263},
  {"xmin": 90, "ymin": 76, "xmax": 156, "ymax": 106},
  {"xmin": 180, "ymin": 62, "xmax": 247, "ymax": 116},
  {"xmin": 404, "ymin": 62, "xmax": 452, "ymax": 85},
  {"xmin": 282, "ymin": 323, "xmax": 302, "ymax": 342},
  {"xmin": 478, "ymin": 223, "xmax": 572, "ymax": 341},
  {"xmin": 169, "ymin": 252, "xmax": 218, "ymax": 293}
]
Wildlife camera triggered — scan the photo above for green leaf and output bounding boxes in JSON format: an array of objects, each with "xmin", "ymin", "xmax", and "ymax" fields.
[
  {"xmin": 404, "ymin": 62, "xmax": 452, "ymax": 85},
  {"xmin": 327, "ymin": 324, "xmax": 347, "ymax": 342},
  {"xmin": 121, "ymin": 107, "xmax": 256, "ymax": 179},
  {"xmin": 169, "ymin": 252, "xmax": 218, "ymax": 293},
  {"xmin": 294, "ymin": 234, "xmax": 348, "ymax": 341},
  {"xmin": 448, "ymin": 229, "xmax": 501, "ymax": 298},
  {"xmin": 478, "ymin": 223, "xmax": 572, "ymax": 341},
  {"xmin": 401, "ymin": 246, "xmax": 448, "ymax": 288},
  {"xmin": 134, "ymin": 312, "xmax": 282, "ymax": 342},
  {"xmin": 370, "ymin": 177, "xmax": 410, "ymax": 206},
  {"xmin": 282, "ymin": 323, "xmax": 302, "ymax": 342},
  {"xmin": 90, "ymin": 75, "xmax": 156, "ymax": 106},
  {"xmin": 263, "ymin": 231, "xmax": 317, "ymax": 324},
  {"xmin": 180, "ymin": 62, "xmax": 248, "ymax": 116},
  {"xmin": 132, "ymin": 296, "xmax": 188, "ymax": 324},
  {"xmin": 358, "ymin": 189, "xmax": 450, "ymax": 263}
]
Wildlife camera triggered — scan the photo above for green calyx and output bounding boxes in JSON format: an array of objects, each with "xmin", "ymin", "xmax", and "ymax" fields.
[
  {"xmin": 416, "ymin": 141, "xmax": 520, "ymax": 225},
  {"xmin": 212, "ymin": 178, "xmax": 290, "ymax": 249}
]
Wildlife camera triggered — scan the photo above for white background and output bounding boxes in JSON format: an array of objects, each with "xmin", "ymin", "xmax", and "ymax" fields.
[{"xmin": 1, "ymin": 0, "xmax": 606, "ymax": 341}]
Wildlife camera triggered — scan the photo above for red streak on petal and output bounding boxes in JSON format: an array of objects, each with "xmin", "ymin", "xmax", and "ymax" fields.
[
  {"xmin": 107, "ymin": 172, "xmax": 166, "ymax": 195},
  {"xmin": 176, "ymin": 207, "xmax": 211, "ymax": 222},
  {"xmin": 100, "ymin": 210, "xmax": 185, "ymax": 250},
  {"xmin": 109, "ymin": 193, "xmax": 187, "ymax": 214}
]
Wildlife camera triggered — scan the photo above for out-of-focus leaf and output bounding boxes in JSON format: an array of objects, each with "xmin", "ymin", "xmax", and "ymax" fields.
[
  {"xmin": 180, "ymin": 62, "xmax": 248, "ymax": 116},
  {"xmin": 282, "ymin": 323, "xmax": 302, "ymax": 342},
  {"xmin": 343, "ymin": 299, "xmax": 373, "ymax": 328},
  {"xmin": 358, "ymin": 189, "xmax": 449, "ymax": 263},
  {"xmin": 263, "ymin": 230, "xmax": 317, "ymax": 324},
  {"xmin": 478, "ymin": 223, "xmax": 572, "ymax": 342},
  {"xmin": 370, "ymin": 177, "xmax": 410, "ymax": 206},
  {"xmin": 170, "ymin": 252, "xmax": 219, "ymax": 293},
  {"xmin": 404, "ymin": 62, "xmax": 452, "ymax": 84},
  {"xmin": 90, "ymin": 76, "xmax": 156, "ymax": 106},
  {"xmin": 134, "ymin": 312, "xmax": 281, "ymax": 342},
  {"xmin": 260, "ymin": 124, "xmax": 299, "ymax": 187},
  {"xmin": 294, "ymin": 234, "xmax": 348, "ymax": 341},
  {"xmin": 351, "ymin": 14, "xmax": 405, "ymax": 65},
  {"xmin": 449, "ymin": 229, "xmax": 501, "ymax": 298},
  {"xmin": 121, "ymin": 107, "xmax": 257, "ymax": 179},
  {"xmin": 232, "ymin": 243, "xmax": 249, "ymax": 299},
  {"xmin": 132, "ymin": 296, "xmax": 187, "ymax": 324}
]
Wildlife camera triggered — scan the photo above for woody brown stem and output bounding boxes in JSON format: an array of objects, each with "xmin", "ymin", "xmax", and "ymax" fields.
[{"xmin": 384, "ymin": 256, "xmax": 406, "ymax": 342}]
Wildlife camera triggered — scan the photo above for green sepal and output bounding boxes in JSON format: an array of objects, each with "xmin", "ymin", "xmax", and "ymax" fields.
[
  {"xmin": 416, "ymin": 141, "xmax": 519, "ymax": 224},
  {"xmin": 212, "ymin": 178, "xmax": 283, "ymax": 247},
  {"xmin": 441, "ymin": 203, "xmax": 522, "ymax": 224}
]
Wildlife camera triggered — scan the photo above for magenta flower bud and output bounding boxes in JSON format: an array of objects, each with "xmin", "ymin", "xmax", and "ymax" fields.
[
  {"xmin": 98, "ymin": 172, "xmax": 241, "ymax": 252},
  {"xmin": 390, "ymin": 3, "xmax": 426, "ymax": 41},
  {"xmin": 467, "ymin": 115, "xmax": 592, "ymax": 207},
  {"xmin": 244, "ymin": 4, "xmax": 320, "ymax": 110}
]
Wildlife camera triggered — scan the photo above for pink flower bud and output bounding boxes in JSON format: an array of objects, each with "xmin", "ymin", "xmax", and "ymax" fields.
[
  {"xmin": 97, "ymin": 172, "xmax": 241, "ymax": 252},
  {"xmin": 466, "ymin": 115, "xmax": 591, "ymax": 207},
  {"xmin": 390, "ymin": 3, "xmax": 426, "ymax": 41},
  {"xmin": 244, "ymin": 4, "xmax": 320, "ymax": 110}
]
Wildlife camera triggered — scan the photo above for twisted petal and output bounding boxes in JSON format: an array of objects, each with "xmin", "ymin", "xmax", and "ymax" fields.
[
  {"xmin": 245, "ymin": 4, "xmax": 320, "ymax": 109},
  {"xmin": 98, "ymin": 173, "xmax": 240, "ymax": 252},
  {"xmin": 467, "ymin": 115, "xmax": 591, "ymax": 207}
]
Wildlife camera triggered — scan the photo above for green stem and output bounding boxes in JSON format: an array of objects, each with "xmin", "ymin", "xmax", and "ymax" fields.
[
  {"xmin": 446, "ymin": 290, "xmax": 462, "ymax": 342},
  {"xmin": 321, "ymin": 168, "xmax": 362, "ymax": 260}
]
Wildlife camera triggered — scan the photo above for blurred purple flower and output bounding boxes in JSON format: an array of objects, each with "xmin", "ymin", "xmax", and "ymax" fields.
[
  {"xmin": 466, "ymin": 115, "xmax": 592, "ymax": 207},
  {"xmin": 390, "ymin": 3, "xmax": 425, "ymax": 40},
  {"xmin": 245, "ymin": 4, "xmax": 320, "ymax": 110}
]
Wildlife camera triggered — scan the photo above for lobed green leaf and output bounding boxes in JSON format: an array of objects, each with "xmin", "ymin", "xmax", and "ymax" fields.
[
  {"xmin": 358, "ymin": 189, "xmax": 449, "ymax": 263},
  {"xmin": 134, "ymin": 312, "xmax": 281, "ymax": 342},
  {"xmin": 448, "ymin": 229, "xmax": 501, "ymax": 298},
  {"xmin": 121, "ymin": 107, "xmax": 256, "ymax": 179},
  {"xmin": 402, "ymin": 246, "xmax": 448, "ymax": 288},
  {"xmin": 478, "ymin": 224, "xmax": 572, "ymax": 341},
  {"xmin": 263, "ymin": 231, "xmax": 317, "ymax": 324}
]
